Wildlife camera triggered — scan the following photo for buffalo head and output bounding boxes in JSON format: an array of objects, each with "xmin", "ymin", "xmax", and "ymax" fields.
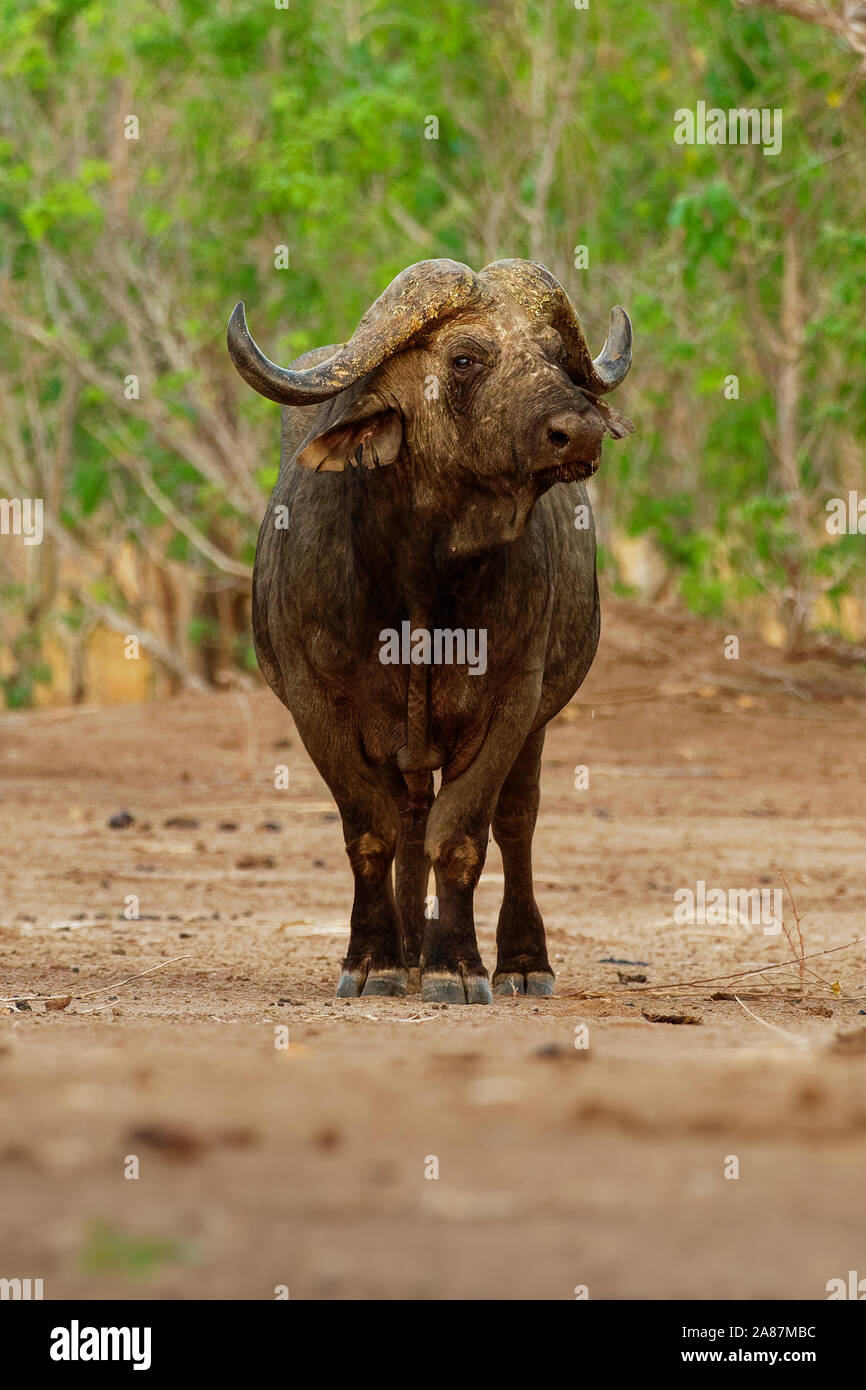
[{"xmin": 227, "ymin": 258, "xmax": 633, "ymax": 495}]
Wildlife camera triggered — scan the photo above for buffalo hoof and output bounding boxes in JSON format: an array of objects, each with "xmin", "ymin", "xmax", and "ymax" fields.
[
  {"xmin": 421, "ymin": 970, "xmax": 493, "ymax": 1005},
  {"xmin": 493, "ymin": 972, "xmax": 524, "ymax": 997},
  {"xmin": 335, "ymin": 969, "xmax": 364, "ymax": 998},
  {"xmin": 362, "ymin": 967, "xmax": 408, "ymax": 998},
  {"xmin": 335, "ymin": 965, "xmax": 408, "ymax": 998},
  {"xmin": 492, "ymin": 971, "xmax": 555, "ymax": 998},
  {"xmin": 527, "ymin": 971, "xmax": 555, "ymax": 997}
]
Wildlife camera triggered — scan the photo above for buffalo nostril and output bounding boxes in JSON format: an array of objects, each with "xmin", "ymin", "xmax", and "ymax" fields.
[{"xmin": 548, "ymin": 429, "xmax": 571, "ymax": 449}]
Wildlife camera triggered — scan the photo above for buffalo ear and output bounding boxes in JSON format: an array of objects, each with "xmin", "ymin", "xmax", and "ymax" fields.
[
  {"xmin": 590, "ymin": 397, "xmax": 635, "ymax": 440},
  {"xmin": 296, "ymin": 409, "xmax": 403, "ymax": 472}
]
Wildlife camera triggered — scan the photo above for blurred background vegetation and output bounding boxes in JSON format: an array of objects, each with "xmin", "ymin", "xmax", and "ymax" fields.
[{"xmin": 0, "ymin": 0, "xmax": 864, "ymax": 705}]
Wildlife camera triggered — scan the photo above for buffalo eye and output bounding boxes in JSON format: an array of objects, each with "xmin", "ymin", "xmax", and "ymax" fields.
[{"xmin": 451, "ymin": 354, "xmax": 474, "ymax": 373}]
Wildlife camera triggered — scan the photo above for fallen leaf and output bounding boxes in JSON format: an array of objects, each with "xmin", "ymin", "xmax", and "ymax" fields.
[
  {"xmin": 44, "ymin": 995, "xmax": 72, "ymax": 1012},
  {"xmin": 127, "ymin": 1124, "xmax": 203, "ymax": 1159},
  {"xmin": 829, "ymin": 1028, "xmax": 866, "ymax": 1055},
  {"xmin": 642, "ymin": 1011, "xmax": 702, "ymax": 1026},
  {"xmin": 235, "ymin": 854, "xmax": 276, "ymax": 870}
]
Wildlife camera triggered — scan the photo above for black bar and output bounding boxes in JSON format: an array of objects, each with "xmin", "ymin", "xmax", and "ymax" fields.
[{"xmin": 1, "ymin": 1299, "xmax": 859, "ymax": 1375}]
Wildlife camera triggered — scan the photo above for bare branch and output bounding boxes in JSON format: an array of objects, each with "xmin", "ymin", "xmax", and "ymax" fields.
[{"xmin": 736, "ymin": 0, "xmax": 866, "ymax": 70}]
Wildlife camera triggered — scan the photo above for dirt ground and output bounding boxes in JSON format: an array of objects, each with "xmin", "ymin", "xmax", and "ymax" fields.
[{"xmin": 1, "ymin": 597, "xmax": 865, "ymax": 1301}]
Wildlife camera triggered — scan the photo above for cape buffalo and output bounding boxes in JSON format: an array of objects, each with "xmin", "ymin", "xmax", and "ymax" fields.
[{"xmin": 227, "ymin": 258, "xmax": 633, "ymax": 1004}]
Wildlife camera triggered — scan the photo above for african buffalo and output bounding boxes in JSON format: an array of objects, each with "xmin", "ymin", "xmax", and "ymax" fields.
[{"xmin": 227, "ymin": 258, "xmax": 633, "ymax": 1004}]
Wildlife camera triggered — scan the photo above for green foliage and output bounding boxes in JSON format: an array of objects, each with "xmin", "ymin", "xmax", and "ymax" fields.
[
  {"xmin": 0, "ymin": 0, "xmax": 863, "ymax": 697},
  {"xmin": 0, "ymin": 602, "xmax": 52, "ymax": 708},
  {"xmin": 79, "ymin": 1221, "xmax": 192, "ymax": 1278}
]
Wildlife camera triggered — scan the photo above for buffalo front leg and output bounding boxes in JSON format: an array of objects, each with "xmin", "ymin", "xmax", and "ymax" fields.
[
  {"xmin": 335, "ymin": 788, "xmax": 408, "ymax": 998},
  {"xmin": 419, "ymin": 679, "xmax": 544, "ymax": 1005},
  {"xmin": 393, "ymin": 772, "xmax": 433, "ymax": 993},
  {"xmin": 280, "ymin": 687, "xmax": 408, "ymax": 999},
  {"xmin": 490, "ymin": 727, "xmax": 554, "ymax": 998},
  {"xmin": 420, "ymin": 812, "xmax": 492, "ymax": 1005}
]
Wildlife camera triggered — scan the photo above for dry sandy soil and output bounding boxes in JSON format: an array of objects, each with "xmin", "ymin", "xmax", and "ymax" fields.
[{"xmin": 1, "ymin": 598, "xmax": 865, "ymax": 1301}]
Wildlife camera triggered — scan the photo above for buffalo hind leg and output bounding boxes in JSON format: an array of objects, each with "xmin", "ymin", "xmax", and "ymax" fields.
[{"xmin": 491, "ymin": 727, "xmax": 554, "ymax": 998}]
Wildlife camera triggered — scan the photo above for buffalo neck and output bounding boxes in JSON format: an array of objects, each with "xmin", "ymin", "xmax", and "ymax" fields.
[{"xmin": 340, "ymin": 460, "xmax": 538, "ymax": 606}]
